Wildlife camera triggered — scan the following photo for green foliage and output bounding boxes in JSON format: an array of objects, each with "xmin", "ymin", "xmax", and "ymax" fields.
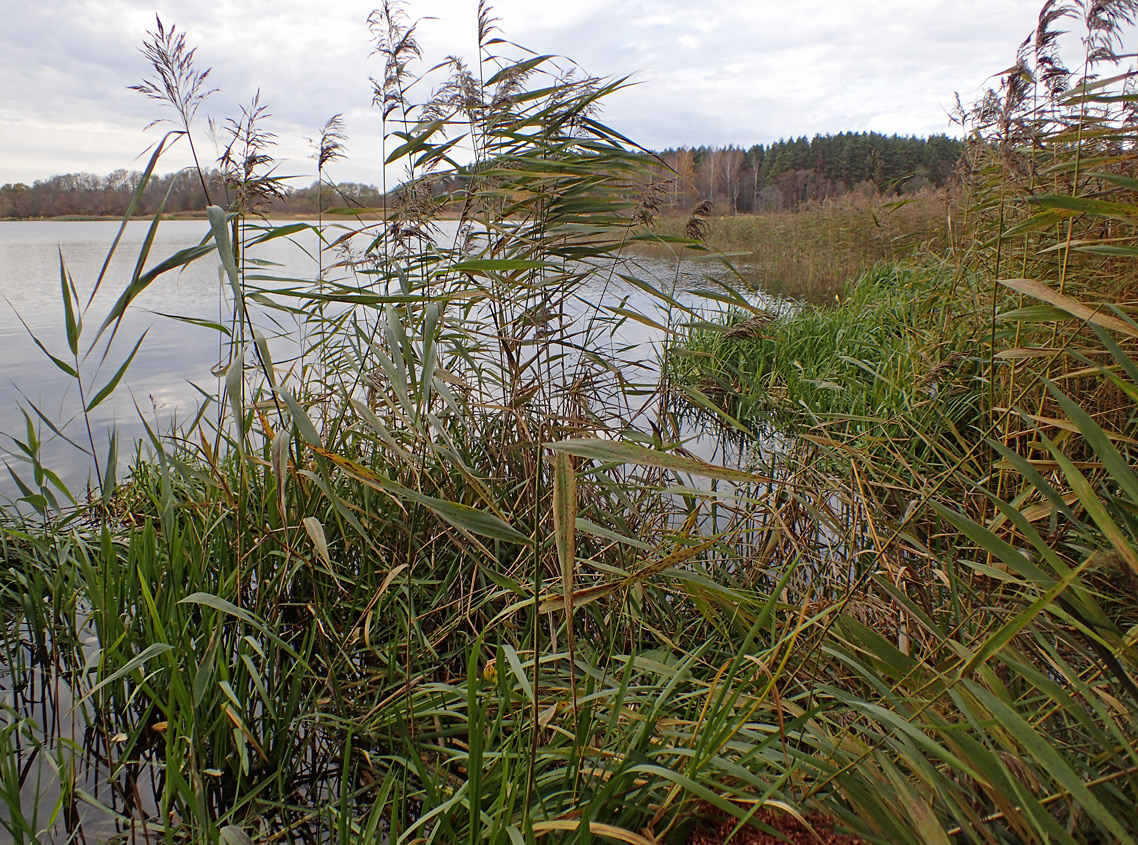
[
  {"xmin": 0, "ymin": 6, "xmax": 808, "ymax": 842},
  {"xmin": 5, "ymin": 2, "xmax": 1138, "ymax": 844},
  {"xmin": 662, "ymin": 4, "xmax": 1138, "ymax": 842},
  {"xmin": 675, "ymin": 263, "xmax": 985, "ymax": 479}
]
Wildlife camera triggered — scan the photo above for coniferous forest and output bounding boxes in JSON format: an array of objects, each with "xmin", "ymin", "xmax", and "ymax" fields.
[{"xmin": 656, "ymin": 132, "xmax": 963, "ymax": 213}]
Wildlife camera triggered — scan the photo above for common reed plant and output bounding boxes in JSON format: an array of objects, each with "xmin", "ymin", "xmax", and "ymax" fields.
[
  {"xmin": 667, "ymin": 1, "xmax": 1138, "ymax": 841},
  {"xmin": 0, "ymin": 4, "xmax": 834, "ymax": 842},
  {"xmin": 7, "ymin": 1, "xmax": 1138, "ymax": 843}
]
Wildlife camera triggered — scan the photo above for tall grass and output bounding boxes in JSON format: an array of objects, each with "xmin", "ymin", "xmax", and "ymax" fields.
[
  {"xmin": 665, "ymin": 2, "xmax": 1138, "ymax": 842},
  {"xmin": 0, "ymin": 4, "xmax": 818, "ymax": 842},
  {"xmin": 5, "ymin": 1, "xmax": 1138, "ymax": 843},
  {"xmin": 675, "ymin": 263, "xmax": 981, "ymax": 436},
  {"xmin": 644, "ymin": 190, "xmax": 951, "ymax": 302}
]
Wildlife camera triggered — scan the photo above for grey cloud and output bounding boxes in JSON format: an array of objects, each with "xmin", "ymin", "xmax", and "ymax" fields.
[{"xmin": 0, "ymin": 0, "xmax": 1106, "ymax": 187}]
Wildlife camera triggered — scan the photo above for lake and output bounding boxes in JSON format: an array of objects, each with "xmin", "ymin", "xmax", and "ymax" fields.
[
  {"xmin": 0, "ymin": 219, "xmax": 774, "ymax": 506},
  {"xmin": 0, "ymin": 216, "xmax": 788, "ymax": 841},
  {"xmin": 0, "ymin": 219, "xmax": 246, "ymax": 505}
]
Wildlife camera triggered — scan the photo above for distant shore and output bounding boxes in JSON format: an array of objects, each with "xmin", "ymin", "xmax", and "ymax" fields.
[
  {"xmin": 0, "ymin": 211, "xmax": 389, "ymax": 222},
  {"xmin": 0, "ymin": 211, "xmax": 471, "ymax": 223}
]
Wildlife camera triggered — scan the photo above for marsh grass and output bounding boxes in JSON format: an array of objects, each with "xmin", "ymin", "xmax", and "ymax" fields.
[
  {"xmin": 666, "ymin": 2, "xmax": 1138, "ymax": 842},
  {"xmin": 677, "ymin": 264, "xmax": 979, "ymax": 429},
  {"xmin": 5, "ymin": 1, "xmax": 1138, "ymax": 843},
  {"xmin": 642, "ymin": 191, "xmax": 951, "ymax": 302},
  {"xmin": 0, "ymin": 4, "xmax": 832, "ymax": 842}
]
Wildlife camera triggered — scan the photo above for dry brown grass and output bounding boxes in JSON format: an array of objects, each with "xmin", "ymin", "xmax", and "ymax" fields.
[{"xmin": 640, "ymin": 190, "xmax": 951, "ymax": 301}]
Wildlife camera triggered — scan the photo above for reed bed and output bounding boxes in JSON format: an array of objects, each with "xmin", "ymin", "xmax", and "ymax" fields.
[
  {"xmin": 643, "ymin": 191, "xmax": 951, "ymax": 302},
  {"xmin": 667, "ymin": 1, "xmax": 1138, "ymax": 841},
  {"xmin": 0, "ymin": 6, "xmax": 843, "ymax": 841},
  {"xmin": 2, "ymin": 1, "xmax": 1138, "ymax": 844}
]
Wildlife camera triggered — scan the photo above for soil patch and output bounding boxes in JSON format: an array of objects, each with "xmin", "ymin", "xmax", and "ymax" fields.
[{"xmin": 687, "ymin": 805, "xmax": 866, "ymax": 845}]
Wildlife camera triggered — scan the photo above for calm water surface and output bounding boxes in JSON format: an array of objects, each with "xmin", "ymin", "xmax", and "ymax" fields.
[
  {"xmin": 0, "ymin": 220, "xmax": 772, "ymax": 503},
  {"xmin": 1, "ymin": 220, "xmax": 243, "ymax": 501}
]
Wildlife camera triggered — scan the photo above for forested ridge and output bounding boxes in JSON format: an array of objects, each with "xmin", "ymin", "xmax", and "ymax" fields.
[
  {"xmin": 1, "ymin": 132, "xmax": 961, "ymax": 220},
  {"xmin": 656, "ymin": 131, "xmax": 963, "ymax": 213}
]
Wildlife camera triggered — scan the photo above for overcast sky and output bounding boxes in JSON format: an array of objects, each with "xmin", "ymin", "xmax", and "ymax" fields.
[{"xmin": 0, "ymin": 1, "xmax": 1095, "ymax": 187}]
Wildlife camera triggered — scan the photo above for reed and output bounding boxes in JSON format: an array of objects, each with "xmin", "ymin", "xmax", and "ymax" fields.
[
  {"xmin": 4, "ymin": 1, "xmax": 1138, "ymax": 843},
  {"xmin": 668, "ymin": 2, "xmax": 1138, "ymax": 841},
  {"xmin": 644, "ymin": 190, "xmax": 951, "ymax": 302},
  {"xmin": 0, "ymin": 4, "xmax": 818, "ymax": 841}
]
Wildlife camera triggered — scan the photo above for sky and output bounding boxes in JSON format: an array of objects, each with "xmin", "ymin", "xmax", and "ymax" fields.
[{"xmin": 0, "ymin": 0, "xmax": 1098, "ymax": 188}]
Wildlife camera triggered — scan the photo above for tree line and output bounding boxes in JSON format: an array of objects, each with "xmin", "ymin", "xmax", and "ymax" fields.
[
  {"xmin": 0, "ymin": 169, "xmax": 387, "ymax": 220},
  {"xmin": 655, "ymin": 132, "xmax": 963, "ymax": 213},
  {"xmin": 2, "ymin": 132, "xmax": 963, "ymax": 220}
]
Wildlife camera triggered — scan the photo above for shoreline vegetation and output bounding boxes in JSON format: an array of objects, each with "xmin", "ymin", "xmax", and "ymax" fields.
[
  {"xmin": 645, "ymin": 191, "xmax": 951, "ymax": 301},
  {"xmin": 2, "ymin": 2, "xmax": 1138, "ymax": 844},
  {"xmin": 7, "ymin": 191, "xmax": 951, "ymax": 305}
]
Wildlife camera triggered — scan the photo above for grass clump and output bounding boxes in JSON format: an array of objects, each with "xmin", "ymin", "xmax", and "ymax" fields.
[{"xmin": 675, "ymin": 263, "xmax": 984, "ymax": 474}]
